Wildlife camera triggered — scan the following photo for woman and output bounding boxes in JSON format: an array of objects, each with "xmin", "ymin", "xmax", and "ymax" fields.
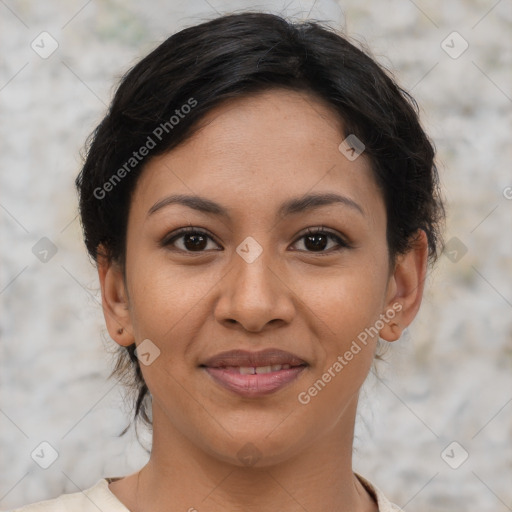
[{"xmin": 15, "ymin": 11, "xmax": 444, "ymax": 512}]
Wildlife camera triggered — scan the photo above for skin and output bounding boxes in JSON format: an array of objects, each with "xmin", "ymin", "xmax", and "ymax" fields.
[{"xmin": 97, "ymin": 88, "xmax": 428, "ymax": 512}]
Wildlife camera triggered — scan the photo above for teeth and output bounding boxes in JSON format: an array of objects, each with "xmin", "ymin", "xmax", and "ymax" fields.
[
  {"xmin": 235, "ymin": 364, "xmax": 293, "ymax": 374},
  {"xmin": 218, "ymin": 364, "xmax": 297, "ymax": 374},
  {"xmin": 255, "ymin": 365, "xmax": 273, "ymax": 374},
  {"xmin": 239, "ymin": 366, "xmax": 256, "ymax": 375}
]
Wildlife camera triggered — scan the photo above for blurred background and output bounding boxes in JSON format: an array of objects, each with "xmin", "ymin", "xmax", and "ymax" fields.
[{"xmin": 0, "ymin": 1, "xmax": 511, "ymax": 510}]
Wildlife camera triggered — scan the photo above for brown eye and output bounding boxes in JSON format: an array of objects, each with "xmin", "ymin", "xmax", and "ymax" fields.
[
  {"xmin": 162, "ymin": 226, "xmax": 350, "ymax": 255},
  {"xmin": 163, "ymin": 228, "xmax": 220, "ymax": 252},
  {"xmin": 292, "ymin": 227, "xmax": 349, "ymax": 254}
]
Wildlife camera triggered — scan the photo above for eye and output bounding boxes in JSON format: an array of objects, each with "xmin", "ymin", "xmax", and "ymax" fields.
[
  {"xmin": 291, "ymin": 227, "xmax": 350, "ymax": 254},
  {"xmin": 162, "ymin": 226, "xmax": 351, "ymax": 255},
  {"xmin": 162, "ymin": 227, "xmax": 221, "ymax": 253}
]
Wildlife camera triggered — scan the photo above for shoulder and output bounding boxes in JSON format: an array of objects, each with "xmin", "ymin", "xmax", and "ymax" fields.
[
  {"xmin": 9, "ymin": 479, "xmax": 130, "ymax": 512},
  {"xmin": 355, "ymin": 473, "xmax": 404, "ymax": 512}
]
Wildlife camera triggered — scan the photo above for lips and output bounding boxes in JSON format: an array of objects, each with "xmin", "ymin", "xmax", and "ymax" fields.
[
  {"xmin": 201, "ymin": 348, "xmax": 307, "ymax": 369},
  {"xmin": 200, "ymin": 349, "xmax": 308, "ymax": 397}
]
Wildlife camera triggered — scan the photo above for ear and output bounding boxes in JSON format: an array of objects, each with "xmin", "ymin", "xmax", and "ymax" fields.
[
  {"xmin": 379, "ymin": 230, "xmax": 428, "ymax": 342},
  {"xmin": 96, "ymin": 244, "xmax": 134, "ymax": 347}
]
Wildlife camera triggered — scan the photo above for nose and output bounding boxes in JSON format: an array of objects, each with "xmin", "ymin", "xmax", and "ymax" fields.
[{"xmin": 213, "ymin": 245, "xmax": 295, "ymax": 333}]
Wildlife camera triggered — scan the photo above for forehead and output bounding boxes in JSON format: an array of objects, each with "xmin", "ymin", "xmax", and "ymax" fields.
[
  {"xmin": 177, "ymin": 88, "xmax": 345, "ymax": 168},
  {"xmin": 131, "ymin": 88, "xmax": 384, "ymax": 225}
]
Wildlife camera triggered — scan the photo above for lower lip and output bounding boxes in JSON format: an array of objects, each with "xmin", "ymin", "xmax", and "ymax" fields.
[{"xmin": 203, "ymin": 366, "xmax": 306, "ymax": 397}]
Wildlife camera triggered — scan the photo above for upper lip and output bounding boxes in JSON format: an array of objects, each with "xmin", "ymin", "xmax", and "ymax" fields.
[{"xmin": 201, "ymin": 349, "xmax": 307, "ymax": 368}]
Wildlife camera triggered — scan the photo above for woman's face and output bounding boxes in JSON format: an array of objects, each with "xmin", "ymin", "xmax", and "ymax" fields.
[{"xmin": 103, "ymin": 88, "xmax": 411, "ymax": 466}]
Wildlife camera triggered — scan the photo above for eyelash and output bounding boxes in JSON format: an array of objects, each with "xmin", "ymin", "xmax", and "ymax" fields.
[{"xmin": 162, "ymin": 226, "xmax": 351, "ymax": 255}]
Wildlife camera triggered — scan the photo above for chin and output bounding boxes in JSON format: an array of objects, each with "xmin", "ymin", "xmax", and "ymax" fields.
[{"xmin": 196, "ymin": 424, "xmax": 309, "ymax": 469}]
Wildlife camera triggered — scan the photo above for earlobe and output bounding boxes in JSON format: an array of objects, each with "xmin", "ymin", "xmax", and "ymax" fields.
[
  {"xmin": 379, "ymin": 230, "xmax": 428, "ymax": 342},
  {"xmin": 97, "ymin": 245, "xmax": 134, "ymax": 347},
  {"xmin": 381, "ymin": 321, "xmax": 402, "ymax": 342}
]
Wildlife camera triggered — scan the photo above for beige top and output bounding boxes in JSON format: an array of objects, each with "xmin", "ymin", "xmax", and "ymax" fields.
[{"xmin": 10, "ymin": 473, "xmax": 402, "ymax": 511}]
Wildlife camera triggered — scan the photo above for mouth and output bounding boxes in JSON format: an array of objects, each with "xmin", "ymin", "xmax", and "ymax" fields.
[{"xmin": 200, "ymin": 349, "xmax": 308, "ymax": 397}]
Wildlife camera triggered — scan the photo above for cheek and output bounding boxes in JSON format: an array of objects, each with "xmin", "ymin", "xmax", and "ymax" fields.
[
  {"xmin": 295, "ymin": 272, "xmax": 383, "ymax": 419},
  {"xmin": 294, "ymin": 259, "xmax": 388, "ymax": 341},
  {"xmin": 126, "ymin": 253, "xmax": 216, "ymax": 338},
  {"xmin": 293, "ymin": 256, "xmax": 388, "ymax": 407}
]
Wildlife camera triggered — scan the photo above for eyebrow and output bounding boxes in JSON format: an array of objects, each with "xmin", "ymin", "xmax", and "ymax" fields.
[{"xmin": 147, "ymin": 192, "xmax": 364, "ymax": 218}]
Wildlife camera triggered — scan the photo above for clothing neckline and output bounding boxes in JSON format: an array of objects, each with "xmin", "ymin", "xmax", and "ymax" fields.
[{"xmin": 99, "ymin": 472, "xmax": 397, "ymax": 511}]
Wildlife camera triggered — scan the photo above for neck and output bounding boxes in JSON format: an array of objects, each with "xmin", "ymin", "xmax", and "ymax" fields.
[{"xmin": 127, "ymin": 396, "xmax": 376, "ymax": 512}]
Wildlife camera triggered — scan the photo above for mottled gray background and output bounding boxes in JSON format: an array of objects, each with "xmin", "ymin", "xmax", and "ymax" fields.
[{"xmin": 1, "ymin": 1, "xmax": 511, "ymax": 511}]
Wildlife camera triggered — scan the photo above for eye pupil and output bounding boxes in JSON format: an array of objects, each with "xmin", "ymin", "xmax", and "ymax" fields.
[
  {"xmin": 166, "ymin": 228, "xmax": 345, "ymax": 254},
  {"xmin": 184, "ymin": 234, "xmax": 207, "ymax": 251},
  {"xmin": 305, "ymin": 233, "xmax": 328, "ymax": 251}
]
